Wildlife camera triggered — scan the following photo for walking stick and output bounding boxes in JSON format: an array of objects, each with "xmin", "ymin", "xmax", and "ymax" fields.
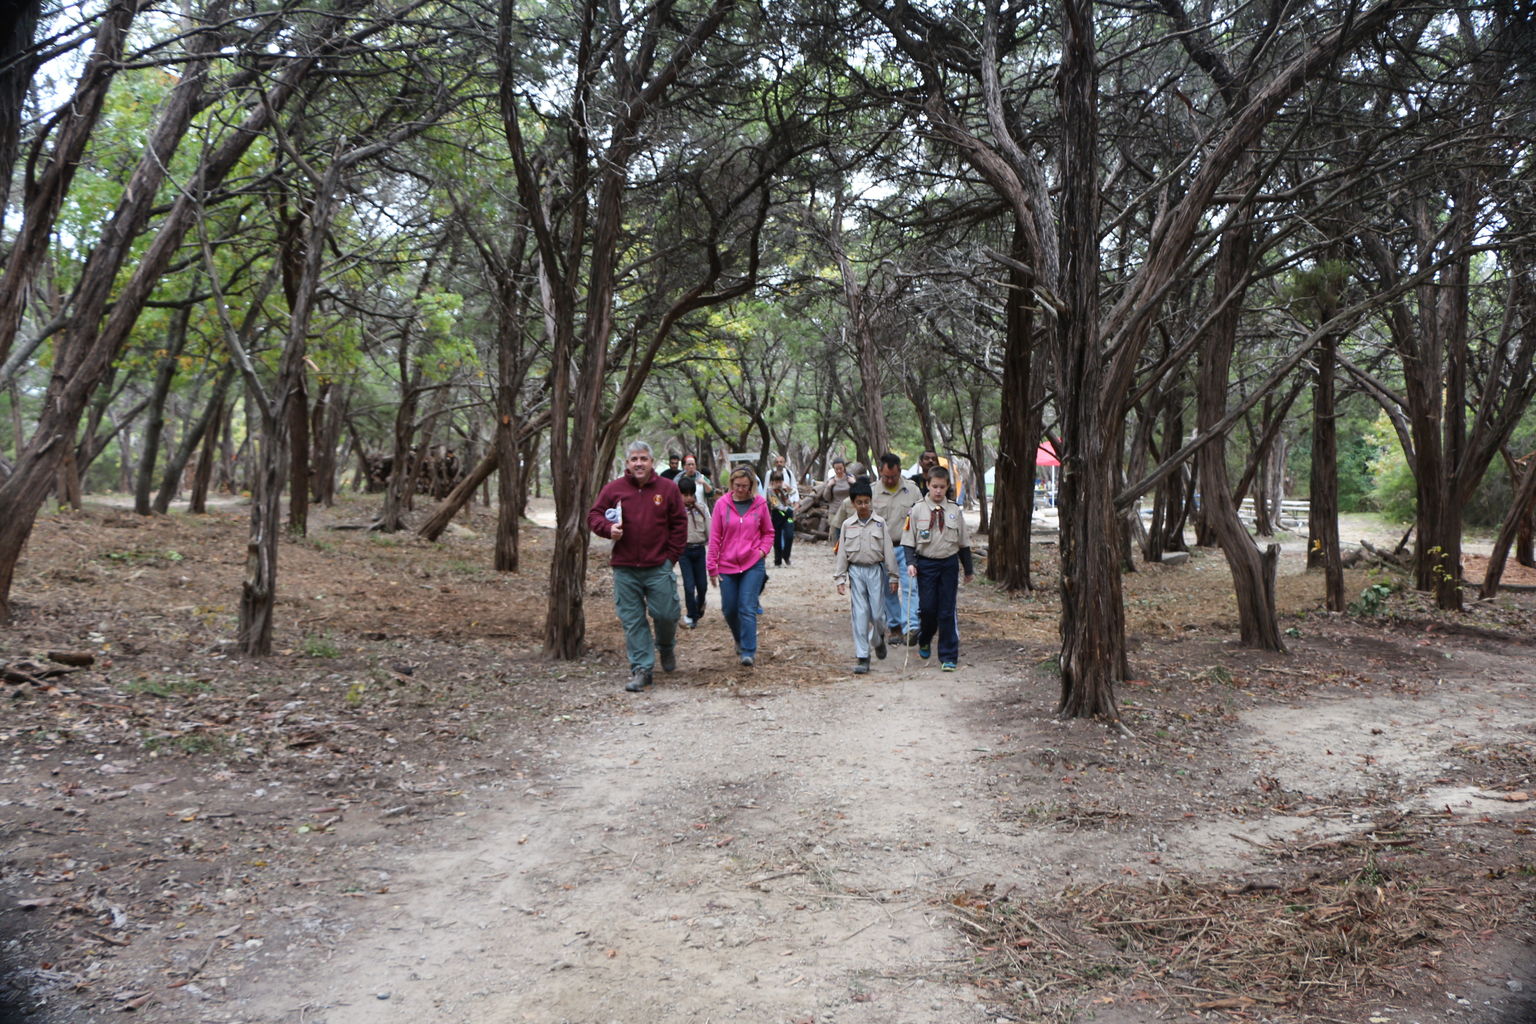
[{"xmin": 901, "ymin": 575, "xmax": 912, "ymax": 672}]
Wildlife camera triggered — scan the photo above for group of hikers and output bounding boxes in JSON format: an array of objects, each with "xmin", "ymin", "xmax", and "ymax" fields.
[{"xmin": 587, "ymin": 442, "xmax": 974, "ymax": 693}]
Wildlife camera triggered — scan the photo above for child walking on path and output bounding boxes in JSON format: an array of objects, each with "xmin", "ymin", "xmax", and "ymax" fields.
[
  {"xmin": 677, "ymin": 476, "xmax": 711, "ymax": 627},
  {"xmin": 767, "ymin": 470, "xmax": 796, "ymax": 567},
  {"xmin": 871, "ymin": 452, "xmax": 923, "ymax": 646},
  {"xmin": 901, "ymin": 466, "xmax": 974, "ymax": 672},
  {"xmin": 832, "ymin": 480, "xmax": 899, "ymax": 675}
]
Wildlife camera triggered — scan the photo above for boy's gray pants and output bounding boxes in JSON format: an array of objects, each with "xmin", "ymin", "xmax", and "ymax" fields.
[{"xmin": 847, "ymin": 563, "xmax": 886, "ymax": 659}]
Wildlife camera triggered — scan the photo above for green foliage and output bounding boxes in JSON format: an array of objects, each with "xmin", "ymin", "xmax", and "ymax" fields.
[
  {"xmin": 1365, "ymin": 413, "xmax": 1415, "ymax": 522},
  {"xmin": 142, "ymin": 731, "xmax": 232, "ymax": 756},
  {"xmin": 1280, "ymin": 260, "xmax": 1352, "ymax": 320},
  {"xmin": 302, "ymin": 633, "xmax": 342, "ymax": 658},
  {"xmin": 1336, "ymin": 431, "xmax": 1380, "ymax": 513},
  {"xmin": 1194, "ymin": 665, "xmax": 1237, "ymax": 687},
  {"xmin": 103, "ymin": 548, "xmax": 185, "ymax": 565},
  {"xmin": 1348, "ymin": 578, "xmax": 1399, "ymax": 616},
  {"xmin": 123, "ymin": 675, "xmax": 210, "ymax": 697}
]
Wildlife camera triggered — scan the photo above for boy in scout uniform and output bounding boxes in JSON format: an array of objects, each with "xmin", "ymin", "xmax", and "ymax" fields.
[
  {"xmin": 901, "ymin": 466, "xmax": 974, "ymax": 671},
  {"xmin": 832, "ymin": 480, "xmax": 900, "ymax": 674},
  {"xmin": 871, "ymin": 452, "xmax": 924, "ymax": 647}
]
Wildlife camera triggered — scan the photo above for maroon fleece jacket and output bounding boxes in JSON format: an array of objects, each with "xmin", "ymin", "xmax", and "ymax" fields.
[{"xmin": 587, "ymin": 472, "xmax": 687, "ymax": 568}]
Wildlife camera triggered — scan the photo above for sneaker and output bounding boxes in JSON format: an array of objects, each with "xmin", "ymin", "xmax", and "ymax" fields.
[
  {"xmin": 853, "ymin": 657, "xmax": 870, "ymax": 675},
  {"xmin": 918, "ymin": 644, "xmax": 931, "ymax": 659},
  {"xmin": 941, "ymin": 661, "xmax": 957, "ymax": 672},
  {"xmin": 683, "ymin": 617, "xmax": 696, "ymax": 629},
  {"xmin": 625, "ymin": 669, "xmax": 651, "ymax": 692},
  {"xmin": 739, "ymin": 654, "xmax": 754, "ymax": 667},
  {"xmin": 874, "ymin": 633, "xmax": 887, "ymax": 660},
  {"xmin": 659, "ymin": 647, "xmax": 677, "ymax": 673}
]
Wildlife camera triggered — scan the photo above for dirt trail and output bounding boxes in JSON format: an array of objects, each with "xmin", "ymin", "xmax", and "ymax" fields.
[
  {"xmin": 229, "ymin": 548, "xmax": 1038, "ymax": 1023},
  {"xmin": 211, "ymin": 529, "xmax": 1536, "ymax": 1024}
]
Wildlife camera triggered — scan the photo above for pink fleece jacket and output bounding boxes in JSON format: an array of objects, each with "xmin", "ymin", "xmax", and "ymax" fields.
[{"xmin": 706, "ymin": 493, "xmax": 774, "ymax": 576}]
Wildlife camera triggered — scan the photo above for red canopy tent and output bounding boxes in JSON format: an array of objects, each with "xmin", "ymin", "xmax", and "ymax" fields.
[{"xmin": 1034, "ymin": 440, "xmax": 1060, "ymax": 505}]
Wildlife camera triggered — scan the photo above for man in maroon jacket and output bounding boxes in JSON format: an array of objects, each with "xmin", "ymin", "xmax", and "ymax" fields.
[{"xmin": 588, "ymin": 441, "xmax": 687, "ymax": 692}]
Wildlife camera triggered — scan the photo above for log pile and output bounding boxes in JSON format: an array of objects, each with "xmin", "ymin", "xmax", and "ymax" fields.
[
  {"xmin": 793, "ymin": 495, "xmax": 838, "ymax": 542},
  {"xmin": 1342, "ymin": 540, "xmax": 1409, "ymax": 570},
  {"xmin": 361, "ymin": 446, "xmax": 463, "ymax": 499}
]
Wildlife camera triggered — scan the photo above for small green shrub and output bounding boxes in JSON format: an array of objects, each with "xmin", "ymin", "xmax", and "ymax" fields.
[
  {"xmin": 123, "ymin": 675, "xmax": 210, "ymax": 697},
  {"xmin": 103, "ymin": 548, "xmax": 184, "ymax": 565},
  {"xmin": 303, "ymin": 633, "xmax": 341, "ymax": 658},
  {"xmin": 143, "ymin": 731, "xmax": 231, "ymax": 756},
  {"xmin": 1349, "ymin": 581, "xmax": 1397, "ymax": 616}
]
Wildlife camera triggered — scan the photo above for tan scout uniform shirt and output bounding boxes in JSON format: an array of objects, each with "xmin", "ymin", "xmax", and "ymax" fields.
[
  {"xmin": 901, "ymin": 497, "xmax": 969, "ymax": 559},
  {"xmin": 870, "ymin": 478, "xmax": 922, "ymax": 541},
  {"xmin": 684, "ymin": 502, "xmax": 711, "ymax": 546},
  {"xmin": 832, "ymin": 513, "xmax": 900, "ymax": 585}
]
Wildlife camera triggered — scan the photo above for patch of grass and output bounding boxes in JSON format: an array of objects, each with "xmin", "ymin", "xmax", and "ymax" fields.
[
  {"xmin": 1351, "ymin": 852, "xmax": 1390, "ymax": 887},
  {"xmin": 302, "ymin": 633, "xmax": 341, "ymax": 658},
  {"xmin": 1006, "ymin": 801, "xmax": 1068, "ymax": 822},
  {"xmin": 1193, "ymin": 664, "xmax": 1236, "ymax": 687},
  {"xmin": 122, "ymin": 675, "xmax": 210, "ymax": 697},
  {"xmin": 142, "ymin": 731, "xmax": 231, "ymax": 756},
  {"xmin": 103, "ymin": 548, "xmax": 184, "ymax": 565}
]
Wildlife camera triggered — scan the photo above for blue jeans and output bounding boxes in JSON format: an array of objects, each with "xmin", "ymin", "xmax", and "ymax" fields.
[
  {"xmin": 771, "ymin": 511, "xmax": 795, "ymax": 564},
  {"xmin": 612, "ymin": 563, "xmax": 680, "ymax": 673},
  {"xmin": 719, "ymin": 557, "xmax": 767, "ymax": 658},
  {"xmin": 915, "ymin": 554, "xmax": 959, "ymax": 662},
  {"xmin": 885, "ymin": 545, "xmax": 919, "ymax": 633},
  {"xmin": 679, "ymin": 544, "xmax": 707, "ymax": 621}
]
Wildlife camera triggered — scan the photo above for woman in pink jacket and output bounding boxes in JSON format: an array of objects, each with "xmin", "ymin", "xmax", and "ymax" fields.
[{"xmin": 708, "ymin": 467, "xmax": 775, "ymax": 666}]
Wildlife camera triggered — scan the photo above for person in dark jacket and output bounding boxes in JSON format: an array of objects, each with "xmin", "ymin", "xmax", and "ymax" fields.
[{"xmin": 588, "ymin": 441, "xmax": 687, "ymax": 692}]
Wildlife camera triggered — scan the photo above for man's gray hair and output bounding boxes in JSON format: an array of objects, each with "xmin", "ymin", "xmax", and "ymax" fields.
[{"xmin": 625, "ymin": 440, "xmax": 653, "ymax": 458}]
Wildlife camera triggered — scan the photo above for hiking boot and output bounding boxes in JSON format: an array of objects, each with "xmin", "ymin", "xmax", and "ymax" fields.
[
  {"xmin": 941, "ymin": 661, "xmax": 957, "ymax": 672},
  {"xmin": 888, "ymin": 630, "xmax": 904, "ymax": 646},
  {"xmin": 739, "ymin": 654, "xmax": 754, "ymax": 667},
  {"xmin": 659, "ymin": 646, "xmax": 677, "ymax": 673},
  {"xmin": 918, "ymin": 643, "xmax": 931, "ymax": 659},
  {"xmin": 853, "ymin": 657, "xmax": 870, "ymax": 675},
  {"xmin": 625, "ymin": 669, "xmax": 651, "ymax": 692},
  {"xmin": 874, "ymin": 633, "xmax": 887, "ymax": 660},
  {"xmin": 905, "ymin": 630, "xmax": 919, "ymax": 647}
]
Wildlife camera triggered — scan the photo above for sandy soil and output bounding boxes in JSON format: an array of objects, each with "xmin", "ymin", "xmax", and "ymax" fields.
[{"xmin": 0, "ymin": 496, "xmax": 1532, "ymax": 1024}]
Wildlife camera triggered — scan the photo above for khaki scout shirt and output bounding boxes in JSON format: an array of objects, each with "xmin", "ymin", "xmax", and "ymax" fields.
[
  {"xmin": 870, "ymin": 478, "xmax": 922, "ymax": 540},
  {"xmin": 832, "ymin": 513, "xmax": 900, "ymax": 584},
  {"xmin": 901, "ymin": 497, "xmax": 969, "ymax": 559},
  {"xmin": 684, "ymin": 502, "xmax": 711, "ymax": 546}
]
